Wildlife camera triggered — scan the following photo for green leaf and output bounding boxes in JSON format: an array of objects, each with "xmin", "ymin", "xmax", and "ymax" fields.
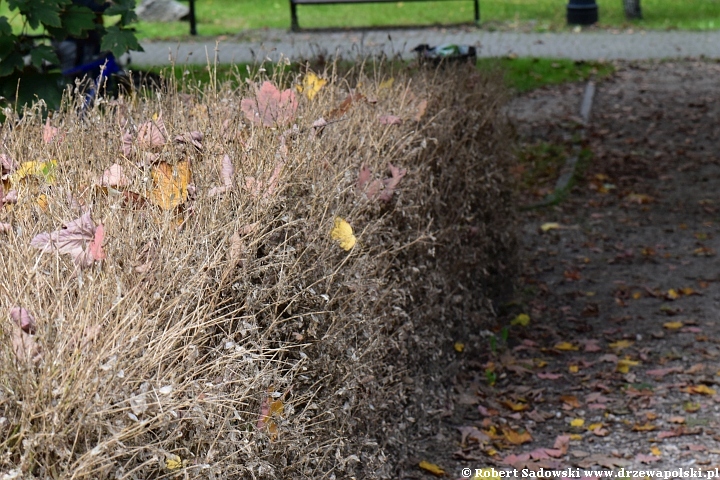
[
  {"xmin": 105, "ymin": 0, "xmax": 137, "ymax": 24},
  {"xmin": 21, "ymin": 0, "xmax": 63, "ymax": 29},
  {"xmin": 100, "ymin": 25, "xmax": 142, "ymax": 58},
  {"xmin": 0, "ymin": 52, "xmax": 24, "ymax": 77},
  {"xmin": 0, "ymin": 17, "xmax": 12, "ymax": 35},
  {"xmin": 0, "ymin": 34, "xmax": 18, "ymax": 62},
  {"xmin": 30, "ymin": 45, "xmax": 59, "ymax": 68},
  {"xmin": 2, "ymin": 69, "xmax": 63, "ymax": 110},
  {"xmin": 61, "ymin": 5, "xmax": 96, "ymax": 36}
]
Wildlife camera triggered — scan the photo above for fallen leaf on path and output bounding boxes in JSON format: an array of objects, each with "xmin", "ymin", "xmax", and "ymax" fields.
[
  {"xmin": 682, "ymin": 385, "xmax": 716, "ymax": 395},
  {"xmin": 616, "ymin": 358, "xmax": 640, "ymax": 374},
  {"xmin": 541, "ymin": 222, "xmax": 560, "ymax": 232},
  {"xmin": 570, "ymin": 418, "xmax": 584, "ymax": 427},
  {"xmin": 663, "ymin": 321, "xmax": 684, "ymax": 330},
  {"xmin": 502, "ymin": 427, "xmax": 532, "ymax": 445},
  {"xmin": 418, "ymin": 460, "xmax": 445, "ymax": 476},
  {"xmin": 608, "ymin": 339, "xmax": 633, "ymax": 350},
  {"xmin": 511, "ymin": 313, "xmax": 530, "ymax": 326},
  {"xmin": 554, "ymin": 342, "xmax": 578, "ymax": 351},
  {"xmin": 635, "ymin": 454, "xmax": 660, "ymax": 464}
]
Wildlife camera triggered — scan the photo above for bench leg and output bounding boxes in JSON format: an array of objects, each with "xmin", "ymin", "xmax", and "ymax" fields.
[
  {"xmin": 290, "ymin": 2, "xmax": 299, "ymax": 31},
  {"xmin": 474, "ymin": 0, "xmax": 480, "ymax": 25}
]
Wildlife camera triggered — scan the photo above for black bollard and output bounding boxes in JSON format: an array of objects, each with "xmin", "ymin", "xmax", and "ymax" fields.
[{"xmin": 567, "ymin": 0, "xmax": 598, "ymax": 26}]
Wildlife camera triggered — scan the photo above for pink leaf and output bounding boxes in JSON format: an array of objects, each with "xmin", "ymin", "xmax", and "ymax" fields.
[
  {"xmin": 241, "ymin": 81, "xmax": 298, "ymax": 127},
  {"xmin": 356, "ymin": 165, "xmax": 372, "ymax": 192},
  {"xmin": 378, "ymin": 162, "xmax": 406, "ymax": 202},
  {"xmin": 43, "ymin": 117, "xmax": 63, "ymax": 144},
  {"xmin": 30, "ymin": 212, "xmax": 104, "ymax": 268},
  {"xmin": 0, "ymin": 153, "xmax": 16, "ymax": 174},
  {"xmin": 174, "ymin": 131, "xmax": 203, "ymax": 150},
  {"xmin": 121, "ymin": 132, "xmax": 133, "ymax": 156},
  {"xmin": 12, "ymin": 326, "xmax": 40, "ymax": 363},
  {"xmin": 10, "ymin": 307, "xmax": 36, "ymax": 334},
  {"xmin": 257, "ymin": 394, "xmax": 270, "ymax": 429},
  {"xmin": 553, "ymin": 434, "xmax": 570, "ymax": 453},
  {"xmin": 220, "ymin": 154, "xmax": 234, "ymax": 187},
  {"xmin": 378, "ymin": 114, "xmax": 402, "ymax": 125},
  {"xmin": 137, "ymin": 114, "xmax": 168, "ymax": 150},
  {"xmin": 89, "ymin": 224, "xmax": 106, "ymax": 261},
  {"xmin": 0, "ymin": 222, "xmax": 11, "ymax": 232},
  {"xmin": 208, "ymin": 155, "xmax": 235, "ymax": 197},
  {"xmin": 537, "ymin": 372, "xmax": 563, "ymax": 380},
  {"xmin": 99, "ymin": 164, "xmax": 130, "ymax": 188},
  {"xmin": 646, "ymin": 367, "xmax": 682, "ymax": 378}
]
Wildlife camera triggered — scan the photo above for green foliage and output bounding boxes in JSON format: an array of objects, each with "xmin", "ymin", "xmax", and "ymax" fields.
[{"xmin": 0, "ymin": 0, "xmax": 141, "ymax": 112}]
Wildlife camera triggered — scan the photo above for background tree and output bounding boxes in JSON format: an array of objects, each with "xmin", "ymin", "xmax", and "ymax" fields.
[
  {"xmin": 0, "ymin": 0, "xmax": 141, "ymax": 111},
  {"xmin": 624, "ymin": 0, "xmax": 642, "ymax": 19}
]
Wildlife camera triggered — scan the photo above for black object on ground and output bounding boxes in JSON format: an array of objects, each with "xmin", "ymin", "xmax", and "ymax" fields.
[
  {"xmin": 413, "ymin": 44, "xmax": 478, "ymax": 65},
  {"xmin": 567, "ymin": 0, "xmax": 598, "ymax": 25}
]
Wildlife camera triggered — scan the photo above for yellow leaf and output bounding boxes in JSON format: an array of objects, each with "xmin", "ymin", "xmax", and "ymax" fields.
[
  {"xmin": 165, "ymin": 455, "xmax": 183, "ymax": 470},
  {"xmin": 632, "ymin": 291, "xmax": 642, "ymax": 300},
  {"xmin": 570, "ymin": 418, "xmax": 584, "ymax": 427},
  {"xmin": 616, "ymin": 358, "xmax": 640, "ymax": 374},
  {"xmin": 502, "ymin": 427, "xmax": 532, "ymax": 445},
  {"xmin": 554, "ymin": 342, "xmax": 578, "ymax": 351},
  {"xmin": 11, "ymin": 160, "xmax": 57, "ymax": 185},
  {"xmin": 454, "ymin": 342, "xmax": 465, "ymax": 353},
  {"xmin": 534, "ymin": 359, "xmax": 548, "ymax": 368},
  {"xmin": 569, "ymin": 433, "xmax": 583, "ymax": 441},
  {"xmin": 511, "ymin": 313, "xmax": 530, "ymax": 326},
  {"xmin": 663, "ymin": 321, "xmax": 684, "ymax": 330},
  {"xmin": 299, "ymin": 72, "xmax": 327, "ymax": 100},
  {"xmin": 379, "ymin": 77, "xmax": 395, "ymax": 90},
  {"xmin": 632, "ymin": 423, "xmax": 656, "ymax": 432},
  {"xmin": 680, "ymin": 287, "xmax": 695, "ymax": 296},
  {"xmin": 330, "ymin": 217, "xmax": 356, "ymax": 251},
  {"xmin": 609, "ymin": 339, "xmax": 633, "ymax": 350},
  {"xmin": 650, "ymin": 446, "xmax": 662, "ymax": 456},
  {"xmin": 588, "ymin": 422, "xmax": 603, "ymax": 431},
  {"xmin": 667, "ymin": 289, "xmax": 679, "ymax": 299},
  {"xmin": 501, "ymin": 400, "xmax": 529, "ymax": 412},
  {"xmin": 149, "ymin": 161, "xmax": 191, "ymax": 210},
  {"xmin": 269, "ymin": 399, "xmax": 284, "ymax": 416},
  {"xmin": 569, "ymin": 365, "xmax": 579, "ymax": 373},
  {"xmin": 683, "ymin": 385, "xmax": 716, "ymax": 396},
  {"xmin": 418, "ymin": 460, "xmax": 445, "ymax": 476},
  {"xmin": 541, "ymin": 222, "xmax": 560, "ymax": 232},
  {"xmin": 36, "ymin": 194, "xmax": 48, "ymax": 212}
]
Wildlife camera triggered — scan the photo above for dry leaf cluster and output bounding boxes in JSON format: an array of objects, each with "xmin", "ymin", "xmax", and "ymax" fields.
[{"xmin": 0, "ymin": 61, "xmax": 515, "ymax": 478}]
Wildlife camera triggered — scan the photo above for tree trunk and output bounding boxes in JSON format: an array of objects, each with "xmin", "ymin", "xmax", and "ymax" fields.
[{"xmin": 623, "ymin": 0, "xmax": 642, "ymax": 20}]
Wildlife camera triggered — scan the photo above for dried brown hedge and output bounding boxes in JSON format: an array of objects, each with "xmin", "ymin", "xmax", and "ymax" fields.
[{"xmin": 0, "ymin": 61, "xmax": 516, "ymax": 478}]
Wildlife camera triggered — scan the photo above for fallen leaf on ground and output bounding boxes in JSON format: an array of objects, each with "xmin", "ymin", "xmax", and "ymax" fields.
[
  {"xmin": 10, "ymin": 307, "xmax": 35, "ymax": 334},
  {"xmin": 541, "ymin": 222, "xmax": 560, "ymax": 232},
  {"xmin": 330, "ymin": 217, "xmax": 356, "ymax": 251},
  {"xmin": 555, "ymin": 342, "xmax": 579, "ymax": 351},
  {"xmin": 30, "ymin": 211, "xmax": 106, "ymax": 267},
  {"xmin": 208, "ymin": 155, "xmax": 235, "ymax": 197},
  {"xmin": 502, "ymin": 427, "xmax": 532, "ymax": 445},
  {"xmin": 663, "ymin": 321, "xmax": 684, "ymax": 330},
  {"xmin": 149, "ymin": 161, "xmax": 191, "ymax": 210},
  {"xmin": 418, "ymin": 460, "xmax": 445, "ymax": 476},
  {"xmin": 616, "ymin": 358, "xmax": 640, "ymax": 373},
  {"xmin": 297, "ymin": 72, "xmax": 327, "ymax": 100},
  {"xmin": 137, "ymin": 114, "xmax": 168, "ymax": 150},
  {"xmin": 241, "ymin": 81, "xmax": 298, "ymax": 127},
  {"xmin": 511, "ymin": 313, "xmax": 530, "ymax": 326},
  {"xmin": 99, "ymin": 163, "xmax": 130, "ymax": 188},
  {"xmin": 378, "ymin": 114, "xmax": 402, "ymax": 125},
  {"xmin": 682, "ymin": 385, "xmax": 716, "ymax": 395}
]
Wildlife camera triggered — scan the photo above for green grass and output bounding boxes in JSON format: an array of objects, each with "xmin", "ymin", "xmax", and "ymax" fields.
[
  {"xmin": 128, "ymin": 0, "xmax": 720, "ymax": 40},
  {"xmin": 136, "ymin": 57, "xmax": 614, "ymax": 94}
]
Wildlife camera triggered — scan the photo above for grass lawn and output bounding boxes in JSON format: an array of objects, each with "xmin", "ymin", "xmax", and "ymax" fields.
[
  {"xmin": 128, "ymin": 0, "xmax": 720, "ymax": 39},
  {"xmin": 135, "ymin": 57, "xmax": 615, "ymax": 94}
]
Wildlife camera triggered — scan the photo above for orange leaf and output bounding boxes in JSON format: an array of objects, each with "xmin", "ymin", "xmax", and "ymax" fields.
[
  {"xmin": 502, "ymin": 427, "xmax": 532, "ymax": 445},
  {"xmin": 149, "ymin": 161, "xmax": 191, "ymax": 210}
]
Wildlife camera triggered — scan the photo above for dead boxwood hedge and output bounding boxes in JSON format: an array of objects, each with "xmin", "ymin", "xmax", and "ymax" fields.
[{"xmin": 0, "ymin": 61, "xmax": 516, "ymax": 478}]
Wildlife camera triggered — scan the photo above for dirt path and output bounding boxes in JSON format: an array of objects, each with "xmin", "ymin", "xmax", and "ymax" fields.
[{"xmin": 400, "ymin": 60, "xmax": 720, "ymax": 479}]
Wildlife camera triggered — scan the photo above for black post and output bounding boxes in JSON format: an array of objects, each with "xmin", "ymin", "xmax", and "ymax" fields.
[
  {"xmin": 567, "ymin": 0, "xmax": 598, "ymax": 25},
  {"xmin": 290, "ymin": 2, "xmax": 299, "ymax": 31},
  {"xmin": 188, "ymin": 0, "xmax": 197, "ymax": 35},
  {"xmin": 623, "ymin": 0, "xmax": 642, "ymax": 19},
  {"xmin": 473, "ymin": 0, "xmax": 479, "ymax": 25}
]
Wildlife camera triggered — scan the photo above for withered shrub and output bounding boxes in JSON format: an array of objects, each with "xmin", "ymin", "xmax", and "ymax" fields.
[{"xmin": 0, "ymin": 61, "xmax": 516, "ymax": 478}]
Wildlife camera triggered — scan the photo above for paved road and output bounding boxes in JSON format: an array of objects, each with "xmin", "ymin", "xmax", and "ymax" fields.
[{"xmin": 131, "ymin": 28, "xmax": 720, "ymax": 66}]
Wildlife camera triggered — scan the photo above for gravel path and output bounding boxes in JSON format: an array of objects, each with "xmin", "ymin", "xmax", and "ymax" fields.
[{"xmin": 132, "ymin": 29, "xmax": 720, "ymax": 66}]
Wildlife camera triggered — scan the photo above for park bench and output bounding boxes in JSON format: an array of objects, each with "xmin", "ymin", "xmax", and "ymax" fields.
[{"xmin": 289, "ymin": 0, "xmax": 480, "ymax": 31}]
